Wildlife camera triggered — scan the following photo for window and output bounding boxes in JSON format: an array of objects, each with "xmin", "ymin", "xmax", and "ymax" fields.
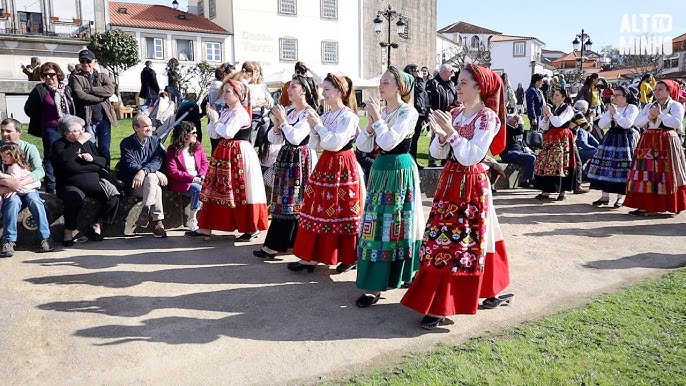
[
  {"xmin": 177, "ymin": 39, "xmax": 194, "ymax": 61},
  {"xmin": 279, "ymin": 37, "xmax": 298, "ymax": 61},
  {"xmin": 470, "ymin": 35, "xmax": 480, "ymax": 50},
  {"xmin": 321, "ymin": 0, "xmax": 336, "ymax": 19},
  {"xmin": 278, "ymin": 0, "xmax": 296, "ymax": 15},
  {"xmin": 513, "ymin": 41, "xmax": 525, "ymax": 57},
  {"xmin": 208, "ymin": 0, "xmax": 216, "ymax": 18},
  {"xmin": 18, "ymin": 11, "xmax": 44, "ymax": 34},
  {"xmin": 205, "ymin": 42, "xmax": 221, "ymax": 61},
  {"xmin": 461, "ymin": 36, "xmax": 468, "ymax": 46},
  {"xmin": 321, "ymin": 41, "xmax": 338, "ymax": 63},
  {"xmin": 145, "ymin": 37, "xmax": 164, "ymax": 59},
  {"xmin": 197, "ymin": 0, "xmax": 204, "ymax": 17}
]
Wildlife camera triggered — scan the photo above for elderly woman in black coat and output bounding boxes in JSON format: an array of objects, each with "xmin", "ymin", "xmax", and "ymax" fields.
[{"xmin": 52, "ymin": 115, "xmax": 120, "ymax": 246}]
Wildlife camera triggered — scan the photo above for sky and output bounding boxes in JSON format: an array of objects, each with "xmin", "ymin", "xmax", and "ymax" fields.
[
  {"xmin": 133, "ymin": 0, "xmax": 685, "ymax": 55},
  {"xmin": 436, "ymin": 1, "xmax": 686, "ymax": 54}
]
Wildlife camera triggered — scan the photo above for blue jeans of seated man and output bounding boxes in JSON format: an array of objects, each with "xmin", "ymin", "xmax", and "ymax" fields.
[
  {"xmin": 2, "ymin": 191, "xmax": 51, "ymax": 242},
  {"xmin": 86, "ymin": 118, "xmax": 112, "ymax": 168},
  {"xmin": 183, "ymin": 183, "xmax": 202, "ymax": 211},
  {"xmin": 578, "ymin": 148, "xmax": 597, "ymax": 164},
  {"xmin": 500, "ymin": 150, "xmax": 536, "ymax": 183},
  {"xmin": 41, "ymin": 126, "xmax": 62, "ymax": 193}
]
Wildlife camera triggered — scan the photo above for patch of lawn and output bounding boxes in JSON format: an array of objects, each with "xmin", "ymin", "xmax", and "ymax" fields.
[{"xmin": 338, "ymin": 269, "xmax": 686, "ymax": 385}]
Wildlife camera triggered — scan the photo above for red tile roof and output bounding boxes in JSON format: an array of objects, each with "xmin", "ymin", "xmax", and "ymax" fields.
[
  {"xmin": 438, "ymin": 21, "xmax": 500, "ymax": 35},
  {"xmin": 109, "ymin": 2, "xmax": 230, "ymax": 35}
]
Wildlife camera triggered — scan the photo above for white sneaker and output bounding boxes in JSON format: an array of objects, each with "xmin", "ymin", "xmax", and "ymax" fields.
[
  {"xmin": 184, "ymin": 203, "xmax": 192, "ymax": 217},
  {"xmin": 186, "ymin": 218, "xmax": 199, "ymax": 231}
]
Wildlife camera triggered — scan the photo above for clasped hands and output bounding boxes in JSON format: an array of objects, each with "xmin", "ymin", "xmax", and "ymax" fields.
[{"xmin": 427, "ymin": 110, "xmax": 456, "ymax": 143}]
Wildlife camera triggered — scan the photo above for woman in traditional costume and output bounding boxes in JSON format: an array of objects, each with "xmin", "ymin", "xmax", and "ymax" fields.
[
  {"xmin": 354, "ymin": 66, "xmax": 423, "ymax": 308},
  {"xmin": 252, "ymin": 75, "xmax": 319, "ymax": 258},
  {"xmin": 188, "ymin": 79, "xmax": 269, "ymax": 240},
  {"xmin": 533, "ymin": 88, "xmax": 576, "ymax": 201},
  {"xmin": 400, "ymin": 64, "xmax": 511, "ymax": 329},
  {"xmin": 624, "ymin": 79, "xmax": 686, "ymax": 215},
  {"xmin": 285, "ymin": 73, "xmax": 365, "ymax": 273},
  {"xmin": 587, "ymin": 86, "xmax": 640, "ymax": 208}
]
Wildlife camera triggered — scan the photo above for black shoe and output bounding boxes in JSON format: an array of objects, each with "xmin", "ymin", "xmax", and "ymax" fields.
[
  {"xmin": 556, "ymin": 195, "xmax": 566, "ymax": 201},
  {"xmin": 420, "ymin": 315, "xmax": 455, "ymax": 330},
  {"xmin": 482, "ymin": 293, "xmax": 514, "ymax": 309},
  {"xmin": 87, "ymin": 226, "xmax": 104, "ymax": 242},
  {"xmin": 592, "ymin": 198, "xmax": 610, "ymax": 206},
  {"xmin": 287, "ymin": 261, "xmax": 316, "ymax": 272},
  {"xmin": 62, "ymin": 232, "xmax": 87, "ymax": 247},
  {"xmin": 253, "ymin": 249, "xmax": 277, "ymax": 259},
  {"xmin": 355, "ymin": 293, "xmax": 380, "ymax": 308},
  {"xmin": 628, "ymin": 209, "xmax": 647, "ymax": 216},
  {"xmin": 185, "ymin": 230, "xmax": 209, "ymax": 238},
  {"xmin": 335, "ymin": 263, "xmax": 356, "ymax": 273},
  {"xmin": 236, "ymin": 232, "xmax": 259, "ymax": 241},
  {"xmin": 534, "ymin": 194, "xmax": 552, "ymax": 200}
]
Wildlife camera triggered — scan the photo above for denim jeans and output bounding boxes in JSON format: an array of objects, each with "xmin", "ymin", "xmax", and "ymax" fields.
[
  {"xmin": 86, "ymin": 118, "xmax": 112, "ymax": 168},
  {"xmin": 500, "ymin": 151, "xmax": 536, "ymax": 182},
  {"xmin": 183, "ymin": 183, "xmax": 203, "ymax": 211},
  {"xmin": 41, "ymin": 126, "xmax": 62, "ymax": 192},
  {"xmin": 2, "ymin": 191, "xmax": 51, "ymax": 242}
]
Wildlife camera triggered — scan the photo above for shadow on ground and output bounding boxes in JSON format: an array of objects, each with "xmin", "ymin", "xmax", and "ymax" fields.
[{"xmin": 584, "ymin": 252, "xmax": 686, "ymax": 270}]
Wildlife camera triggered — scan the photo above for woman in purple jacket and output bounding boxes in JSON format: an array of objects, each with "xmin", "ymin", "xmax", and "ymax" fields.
[{"xmin": 165, "ymin": 121, "xmax": 209, "ymax": 231}]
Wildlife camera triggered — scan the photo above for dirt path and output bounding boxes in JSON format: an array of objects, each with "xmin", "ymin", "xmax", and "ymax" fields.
[{"xmin": 1, "ymin": 189, "xmax": 684, "ymax": 385}]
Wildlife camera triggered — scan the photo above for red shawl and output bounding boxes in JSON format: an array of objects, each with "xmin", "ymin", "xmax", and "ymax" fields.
[{"xmin": 467, "ymin": 64, "xmax": 506, "ymax": 155}]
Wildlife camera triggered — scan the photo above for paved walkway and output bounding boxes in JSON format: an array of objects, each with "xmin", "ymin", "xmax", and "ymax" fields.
[{"xmin": 1, "ymin": 189, "xmax": 684, "ymax": 385}]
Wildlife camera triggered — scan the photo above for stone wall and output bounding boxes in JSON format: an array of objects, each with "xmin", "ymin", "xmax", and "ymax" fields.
[{"xmin": 362, "ymin": 0, "xmax": 437, "ymax": 78}]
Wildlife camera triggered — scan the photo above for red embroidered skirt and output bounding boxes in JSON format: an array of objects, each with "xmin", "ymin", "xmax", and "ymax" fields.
[
  {"xmin": 292, "ymin": 149, "xmax": 362, "ymax": 265},
  {"xmin": 401, "ymin": 161, "xmax": 510, "ymax": 316},
  {"xmin": 624, "ymin": 128, "xmax": 686, "ymax": 213},
  {"xmin": 198, "ymin": 139, "xmax": 268, "ymax": 233}
]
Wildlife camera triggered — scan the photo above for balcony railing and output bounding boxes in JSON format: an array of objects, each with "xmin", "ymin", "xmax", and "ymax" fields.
[{"xmin": 0, "ymin": 18, "xmax": 91, "ymax": 40}]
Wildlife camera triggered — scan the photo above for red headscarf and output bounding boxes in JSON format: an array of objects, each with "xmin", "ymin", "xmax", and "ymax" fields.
[
  {"xmin": 225, "ymin": 79, "xmax": 252, "ymax": 118},
  {"xmin": 658, "ymin": 79, "xmax": 680, "ymax": 101},
  {"xmin": 466, "ymin": 64, "xmax": 506, "ymax": 155}
]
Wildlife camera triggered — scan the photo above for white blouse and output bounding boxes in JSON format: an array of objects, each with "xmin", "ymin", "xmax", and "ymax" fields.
[
  {"xmin": 248, "ymin": 83, "xmax": 275, "ymax": 111},
  {"xmin": 310, "ymin": 107, "xmax": 359, "ymax": 151},
  {"xmin": 634, "ymin": 98, "xmax": 685, "ymax": 134},
  {"xmin": 430, "ymin": 107, "xmax": 500, "ymax": 166},
  {"xmin": 598, "ymin": 104, "xmax": 640, "ymax": 130},
  {"xmin": 355, "ymin": 103, "xmax": 418, "ymax": 152},
  {"xmin": 268, "ymin": 108, "xmax": 313, "ymax": 146},
  {"xmin": 541, "ymin": 104, "xmax": 575, "ymax": 131},
  {"xmin": 207, "ymin": 106, "xmax": 251, "ymax": 139}
]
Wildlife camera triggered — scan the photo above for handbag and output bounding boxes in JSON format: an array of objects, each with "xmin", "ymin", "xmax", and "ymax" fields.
[{"xmin": 525, "ymin": 129, "xmax": 543, "ymax": 149}]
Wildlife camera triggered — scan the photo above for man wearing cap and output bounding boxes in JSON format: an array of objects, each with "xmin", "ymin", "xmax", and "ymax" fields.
[
  {"xmin": 140, "ymin": 60, "xmax": 160, "ymax": 109},
  {"xmin": 69, "ymin": 49, "xmax": 117, "ymax": 168}
]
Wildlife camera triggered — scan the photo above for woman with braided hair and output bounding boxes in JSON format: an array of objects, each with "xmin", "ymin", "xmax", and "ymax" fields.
[
  {"xmin": 284, "ymin": 73, "xmax": 364, "ymax": 273},
  {"xmin": 252, "ymin": 75, "xmax": 319, "ymax": 258},
  {"xmin": 401, "ymin": 64, "xmax": 512, "ymax": 329},
  {"xmin": 187, "ymin": 78, "xmax": 268, "ymax": 240},
  {"xmin": 354, "ymin": 66, "xmax": 423, "ymax": 308}
]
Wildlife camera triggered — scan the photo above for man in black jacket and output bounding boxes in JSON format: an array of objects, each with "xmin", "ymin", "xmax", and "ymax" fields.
[
  {"xmin": 140, "ymin": 61, "xmax": 160, "ymax": 109},
  {"xmin": 404, "ymin": 64, "xmax": 430, "ymax": 168},
  {"xmin": 425, "ymin": 64, "xmax": 456, "ymax": 167}
]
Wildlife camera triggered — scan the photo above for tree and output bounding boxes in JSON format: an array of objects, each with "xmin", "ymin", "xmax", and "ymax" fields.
[
  {"xmin": 441, "ymin": 44, "xmax": 491, "ymax": 69},
  {"xmin": 192, "ymin": 61, "xmax": 216, "ymax": 99},
  {"xmin": 88, "ymin": 29, "xmax": 139, "ymax": 115}
]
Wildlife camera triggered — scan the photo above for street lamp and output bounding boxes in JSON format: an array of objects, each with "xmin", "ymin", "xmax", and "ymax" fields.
[
  {"xmin": 572, "ymin": 29, "xmax": 593, "ymax": 72},
  {"xmin": 373, "ymin": 4, "xmax": 407, "ymax": 67}
]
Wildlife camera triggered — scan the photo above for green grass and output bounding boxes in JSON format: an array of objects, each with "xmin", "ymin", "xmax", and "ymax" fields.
[{"xmin": 337, "ymin": 269, "xmax": 686, "ymax": 385}]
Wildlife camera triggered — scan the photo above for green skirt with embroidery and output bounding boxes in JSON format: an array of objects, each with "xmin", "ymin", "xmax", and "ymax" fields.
[{"xmin": 356, "ymin": 153, "xmax": 422, "ymax": 291}]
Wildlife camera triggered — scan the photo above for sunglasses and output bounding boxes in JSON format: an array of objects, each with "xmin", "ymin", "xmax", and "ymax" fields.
[
  {"xmin": 79, "ymin": 58, "xmax": 92, "ymax": 64},
  {"xmin": 42, "ymin": 73, "xmax": 57, "ymax": 78}
]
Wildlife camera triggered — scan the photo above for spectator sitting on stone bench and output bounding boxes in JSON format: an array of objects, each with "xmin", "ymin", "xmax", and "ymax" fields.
[
  {"xmin": 116, "ymin": 114, "xmax": 168, "ymax": 238},
  {"xmin": 0, "ymin": 118, "xmax": 53, "ymax": 257},
  {"xmin": 499, "ymin": 113, "xmax": 536, "ymax": 188}
]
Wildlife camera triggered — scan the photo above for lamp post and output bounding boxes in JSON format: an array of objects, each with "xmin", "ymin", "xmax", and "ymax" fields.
[
  {"xmin": 373, "ymin": 5, "xmax": 407, "ymax": 67},
  {"xmin": 572, "ymin": 29, "xmax": 593, "ymax": 72}
]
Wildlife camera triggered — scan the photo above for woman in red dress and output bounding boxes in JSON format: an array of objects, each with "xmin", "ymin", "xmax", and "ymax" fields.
[
  {"xmin": 287, "ymin": 73, "xmax": 364, "ymax": 273},
  {"xmin": 401, "ymin": 64, "xmax": 511, "ymax": 329},
  {"xmin": 189, "ymin": 79, "xmax": 269, "ymax": 240}
]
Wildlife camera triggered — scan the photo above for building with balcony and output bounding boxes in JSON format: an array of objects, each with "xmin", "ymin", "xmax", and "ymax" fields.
[{"xmin": 661, "ymin": 32, "xmax": 686, "ymax": 79}]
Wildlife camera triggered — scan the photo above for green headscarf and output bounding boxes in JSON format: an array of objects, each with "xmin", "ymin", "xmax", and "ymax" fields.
[{"xmin": 388, "ymin": 65, "xmax": 414, "ymax": 102}]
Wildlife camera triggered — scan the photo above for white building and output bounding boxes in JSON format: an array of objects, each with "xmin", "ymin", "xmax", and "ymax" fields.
[
  {"xmin": 193, "ymin": 0, "xmax": 364, "ymax": 80},
  {"xmin": 490, "ymin": 34, "xmax": 552, "ymax": 89},
  {"xmin": 437, "ymin": 21, "xmax": 499, "ymax": 53},
  {"xmin": 109, "ymin": 1, "xmax": 232, "ymax": 95}
]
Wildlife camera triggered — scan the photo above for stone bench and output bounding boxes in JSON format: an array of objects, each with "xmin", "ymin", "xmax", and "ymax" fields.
[
  {"xmin": 5, "ymin": 191, "xmax": 189, "ymax": 246},
  {"xmin": 418, "ymin": 163, "xmax": 522, "ymax": 197}
]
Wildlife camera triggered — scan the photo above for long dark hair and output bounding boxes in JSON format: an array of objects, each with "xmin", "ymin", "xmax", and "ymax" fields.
[
  {"xmin": 169, "ymin": 121, "xmax": 199, "ymax": 155},
  {"xmin": 554, "ymin": 87, "xmax": 572, "ymax": 105},
  {"xmin": 291, "ymin": 75, "xmax": 319, "ymax": 109},
  {"xmin": 324, "ymin": 73, "xmax": 357, "ymax": 112}
]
